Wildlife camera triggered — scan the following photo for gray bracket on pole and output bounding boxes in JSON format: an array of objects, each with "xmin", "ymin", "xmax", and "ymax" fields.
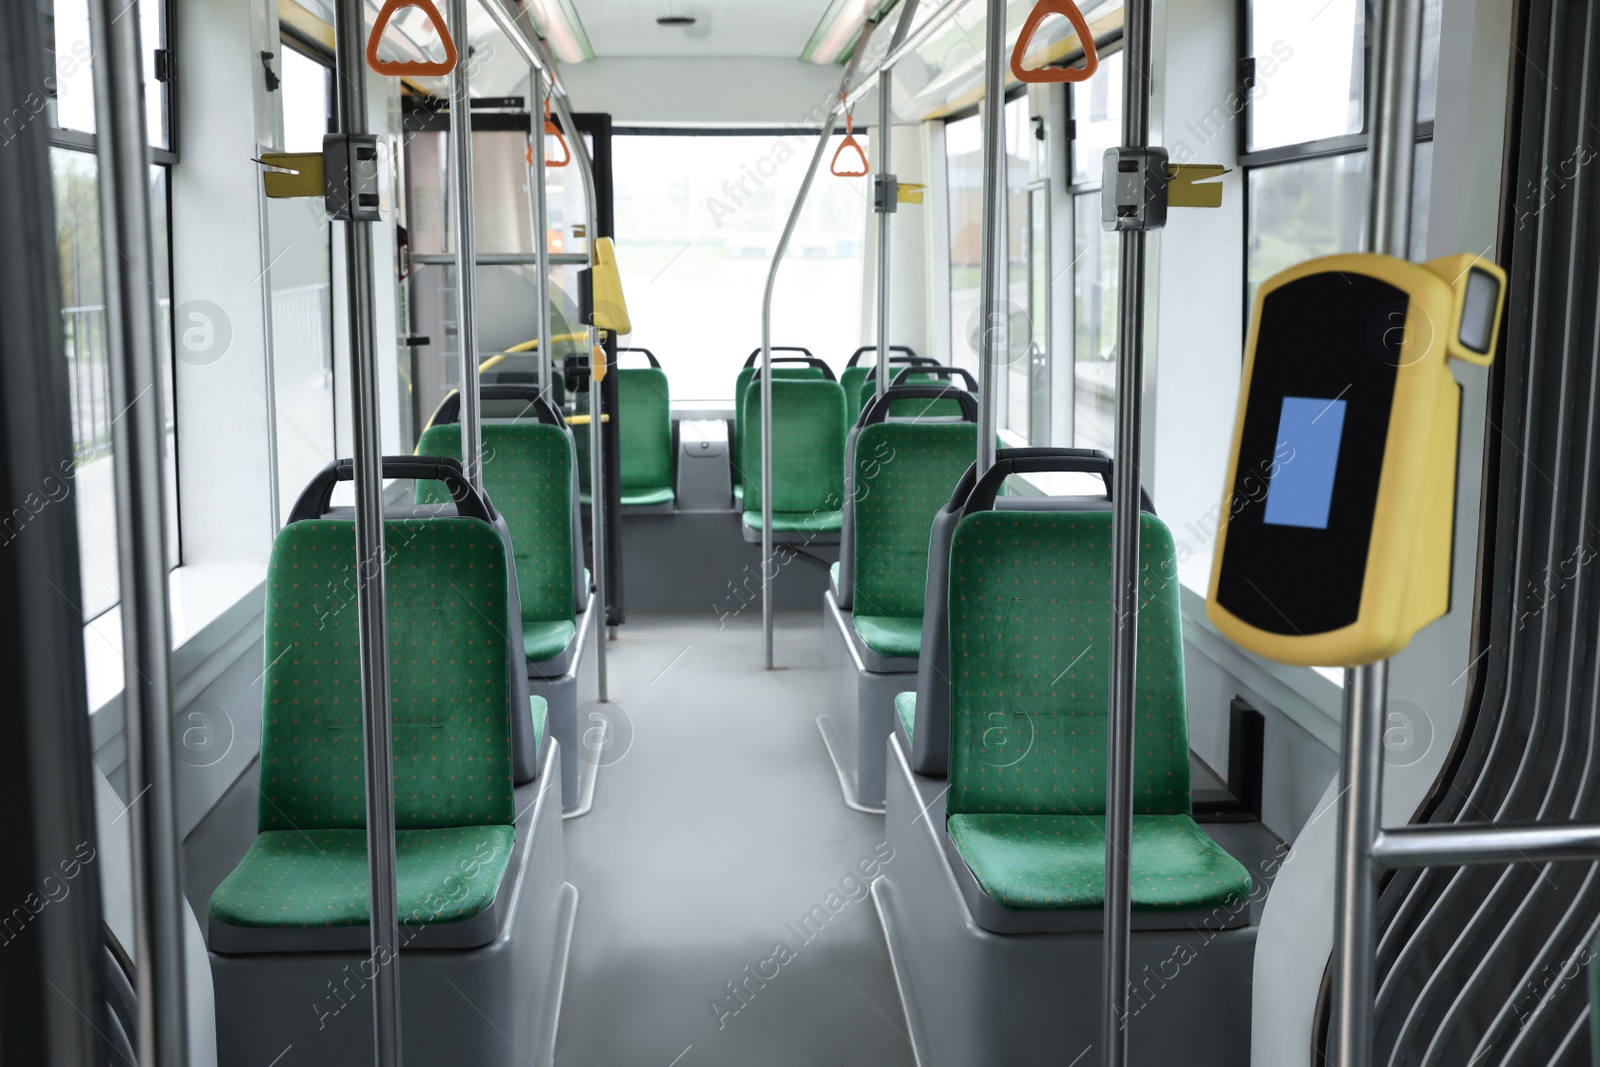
[
  {"xmin": 1101, "ymin": 146, "xmax": 1169, "ymax": 232},
  {"xmin": 874, "ymin": 173, "xmax": 900, "ymax": 214}
]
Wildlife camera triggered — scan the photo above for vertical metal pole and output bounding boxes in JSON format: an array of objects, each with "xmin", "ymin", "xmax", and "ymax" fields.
[
  {"xmin": 759, "ymin": 29, "xmax": 877, "ymax": 668},
  {"xmin": 759, "ymin": 130, "xmax": 835, "ymax": 669},
  {"xmin": 333, "ymin": 2, "xmax": 402, "ymax": 1064},
  {"xmin": 449, "ymin": 0, "xmax": 483, "ymax": 493},
  {"xmin": 974, "ymin": 0, "xmax": 1007, "ymax": 476},
  {"xmin": 1332, "ymin": 661, "xmax": 1389, "ymax": 1066},
  {"xmin": 1103, "ymin": 0, "xmax": 1154, "ymax": 1060},
  {"xmin": 1332, "ymin": 3, "xmax": 1421, "ymax": 1064},
  {"xmin": 551, "ymin": 90, "xmax": 609, "ymax": 697},
  {"xmin": 86, "ymin": 0, "xmax": 189, "ymax": 1062},
  {"xmin": 875, "ymin": 68, "xmax": 895, "ymax": 399},
  {"xmin": 873, "ymin": 0, "xmax": 922, "ymax": 400},
  {"xmin": 530, "ymin": 72, "xmax": 553, "ymax": 402}
]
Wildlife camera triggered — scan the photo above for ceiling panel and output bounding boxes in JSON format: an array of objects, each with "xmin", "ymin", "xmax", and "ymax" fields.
[{"xmin": 569, "ymin": 0, "xmax": 839, "ymax": 58}]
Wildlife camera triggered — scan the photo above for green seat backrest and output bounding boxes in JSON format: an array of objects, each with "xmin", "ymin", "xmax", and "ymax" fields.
[
  {"xmin": 840, "ymin": 366, "xmax": 873, "ymax": 426},
  {"xmin": 733, "ymin": 365, "xmax": 824, "ymax": 467},
  {"xmin": 946, "ymin": 510, "xmax": 1190, "ymax": 818},
  {"xmin": 258, "ymin": 518, "xmax": 515, "ymax": 831},
  {"xmin": 853, "ymin": 422, "xmax": 978, "ymax": 618},
  {"xmin": 415, "ymin": 422, "xmax": 575, "ymax": 629},
  {"xmin": 618, "ymin": 367, "xmax": 672, "ymax": 492},
  {"xmin": 741, "ymin": 378, "xmax": 847, "ymax": 514},
  {"xmin": 860, "ymin": 373, "xmax": 967, "ymax": 419}
]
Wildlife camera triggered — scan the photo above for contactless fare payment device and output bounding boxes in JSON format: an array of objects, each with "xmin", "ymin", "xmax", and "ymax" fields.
[{"xmin": 1206, "ymin": 253, "xmax": 1507, "ymax": 667}]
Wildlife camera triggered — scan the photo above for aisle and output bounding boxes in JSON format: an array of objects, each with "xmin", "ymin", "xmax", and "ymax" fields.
[{"xmin": 554, "ymin": 612, "xmax": 916, "ymax": 1067}]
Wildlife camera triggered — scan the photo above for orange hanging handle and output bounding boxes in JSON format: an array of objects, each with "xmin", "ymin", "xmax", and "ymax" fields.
[
  {"xmin": 544, "ymin": 98, "xmax": 572, "ymax": 168},
  {"xmin": 367, "ymin": 0, "xmax": 459, "ymax": 77},
  {"xmin": 1011, "ymin": 0, "xmax": 1098, "ymax": 84},
  {"xmin": 830, "ymin": 112, "xmax": 869, "ymax": 179}
]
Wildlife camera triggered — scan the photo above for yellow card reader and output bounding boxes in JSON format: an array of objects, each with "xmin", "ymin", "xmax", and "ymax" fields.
[{"xmin": 1206, "ymin": 252, "xmax": 1507, "ymax": 667}]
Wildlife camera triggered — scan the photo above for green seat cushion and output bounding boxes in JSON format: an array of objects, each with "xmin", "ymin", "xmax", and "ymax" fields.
[
  {"xmin": 853, "ymin": 614, "xmax": 922, "ymax": 658},
  {"xmin": 621, "ymin": 485, "xmax": 675, "ymax": 507},
  {"xmin": 896, "ymin": 691, "xmax": 916, "ymax": 744},
  {"xmin": 947, "ymin": 813, "xmax": 1251, "ymax": 911},
  {"xmin": 740, "ymin": 378, "xmax": 846, "ymax": 514},
  {"xmin": 830, "ymin": 560, "xmax": 841, "ymax": 590},
  {"xmin": 209, "ymin": 825, "xmax": 515, "ymax": 929},
  {"xmin": 259, "ymin": 519, "xmax": 514, "ymax": 830},
  {"xmin": 524, "ymin": 619, "xmax": 576, "ymax": 663},
  {"xmin": 733, "ymin": 483, "xmax": 744, "ymax": 505},
  {"xmin": 415, "ymin": 422, "xmax": 576, "ymax": 638},
  {"xmin": 742, "ymin": 509, "xmax": 844, "ymax": 533},
  {"xmin": 530, "ymin": 696, "xmax": 547, "ymax": 750}
]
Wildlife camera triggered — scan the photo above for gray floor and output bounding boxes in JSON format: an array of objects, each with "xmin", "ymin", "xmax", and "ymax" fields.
[{"xmin": 555, "ymin": 611, "xmax": 916, "ymax": 1067}]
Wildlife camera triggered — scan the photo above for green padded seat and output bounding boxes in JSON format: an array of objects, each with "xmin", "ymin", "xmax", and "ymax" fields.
[
  {"xmin": 210, "ymin": 825, "xmax": 515, "ymax": 929},
  {"xmin": 524, "ymin": 619, "xmax": 577, "ymax": 662},
  {"xmin": 416, "ymin": 422, "xmax": 577, "ymax": 666},
  {"xmin": 948, "ymin": 814, "xmax": 1252, "ymax": 910},
  {"xmin": 945, "ymin": 510, "xmax": 1251, "ymax": 914},
  {"xmin": 575, "ymin": 368, "xmax": 677, "ymax": 507},
  {"xmin": 896, "ymin": 691, "xmax": 917, "ymax": 744},
  {"xmin": 732, "ymin": 365, "xmax": 824, "ymax": 494},
  {"xmin": 211, "ymin": 516, "xmax": 520, "ymax": 940},
  {"xmin": 742, "ymin": 508, "xmax": 845, "ymax": 533},
  {"xmin": 531, "ymin": 695, "xmax": 547, "ymax": 750},
  {"xmin": 617, "ymin": 366, "xmax": 675, "ymax": 506},
  {"xmin": 740, "ymin": 377, "xmax": 847, "ymax": 533},
  {"xmin": 849, "ymin": 421, "xmax": 977, "ymax": 659},
  {"xmin": 853, "ymin": 614, "xmax": 923, "ymax": 657}
]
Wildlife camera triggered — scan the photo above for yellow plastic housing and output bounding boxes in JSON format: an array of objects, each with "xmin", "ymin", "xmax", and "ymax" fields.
[
  {"xmin": 590, "ymin": 237, "xmax": 632, "ymax": 336},
  {"xmin": 1205, "ymin": 252, "xmax": 1506, "ymax": 667}
]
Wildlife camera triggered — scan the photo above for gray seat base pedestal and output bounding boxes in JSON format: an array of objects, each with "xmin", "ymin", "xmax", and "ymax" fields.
[
  {"xmin": 820, "ymin": 591, "xmax": 917, "ymax": 812},
  {"xmin": 528, "ymin": 594, "xmax": 601, "ymax": 817},
  {"xmin": 876, "ymin": 734, "xmax": 1256, "ymax": 1067},
  {"xmin": 208, "ymin": 744, "xmax": 577, "ymax": 1067}
]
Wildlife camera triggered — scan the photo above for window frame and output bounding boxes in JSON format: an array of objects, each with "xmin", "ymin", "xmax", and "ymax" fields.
[
  {"xmin": 44, "ymin": 0, "xmax": 179, "ymax": 164},
  {"xmin": 1238, "ymin": 0, "xmax": 1437, "ymax": 329},
  {"xmin": 44, "ymin": 0, "xmax": 183, "ymax": 612},
  {"xmin": 1062, "ymin": 41, "xmax": 1126, "ymax": 453}
]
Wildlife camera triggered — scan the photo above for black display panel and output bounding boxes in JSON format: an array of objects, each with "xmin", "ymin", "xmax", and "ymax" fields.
[{"xmin": 1215, "ymin": 273, "xmax": 1403, "ymax": 635}]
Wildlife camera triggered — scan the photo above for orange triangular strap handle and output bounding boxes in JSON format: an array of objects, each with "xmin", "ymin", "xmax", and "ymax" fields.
[
  {"xmin": 830, "ymin": 113, "xmax": 869, "ymax": 179},
  {"xmin": 544, "ymin": 99, "xmax": 571, "ymax": 168},
  {"xmin": 1011, "ymin": 0, "xmax": 1098, "ymax": 84},
  {"xmin": 367, "ymin": 0, "xmax": 459, "ymax": 77}
]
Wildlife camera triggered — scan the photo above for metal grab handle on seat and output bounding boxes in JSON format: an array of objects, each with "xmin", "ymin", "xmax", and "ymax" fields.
[
  {"xmin": 748, "ymin": 356, "xmax": 838, "ymax": 383},
  {"xmin": 287, "ymin": 456, "xmax": 494, "ymax": 525},
  {"xmin": 743, "ymin": 346, "xmax": 815, "ymax": 367},
  {"xmin": 425, "ymin": 386, "xmax": 566, "ymax": 429},
  {"xmin": 617, "ymin": 346, "xmax": 662, "ymax": 368},
  {"xmin": 859, "ymin": 385, "xmax": 979, "ymax": 426},
  {"xmin": 846, "ymin": 345, "xmax": 930, "ymax": 367},
  {"xmin": 891, "ymin": 365, "xmax": 980, "ymax": 391}
]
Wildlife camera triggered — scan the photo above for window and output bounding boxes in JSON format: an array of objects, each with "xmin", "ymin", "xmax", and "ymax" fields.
[
  {"xmin": 44, "ymin": 0, "xmax": 179, "ymax": 621},
  {"xmin": 610, "ymin": 132, "xmax": 869, "ymax": 402},
  {"xmin": 944, "ymin": 93, "xmax": 1034, "ymax": 441},
  {"xmin": 1068, "ymin": 50, "xmax": 1124, "ymax": 452},
  {"xmin": 945, "ymin": 112, "xmax": 982, "ymax": 382},
  {"xmin": 268, "ymin": 46, "xmax": 337, "ymax": 518},
  {"xmin": 1245, "ymin": 145, "xmax": 1433, "ymax": 306},
  {"xmin": 1243, "ymin": 0, "xmax": 1441, "ymax": 313}
]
